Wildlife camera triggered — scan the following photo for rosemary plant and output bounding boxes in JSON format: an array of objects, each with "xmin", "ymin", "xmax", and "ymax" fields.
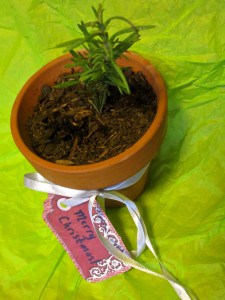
[{"xmin": 56, "ymin": 4, "xmax": 154, "ymax": 112}]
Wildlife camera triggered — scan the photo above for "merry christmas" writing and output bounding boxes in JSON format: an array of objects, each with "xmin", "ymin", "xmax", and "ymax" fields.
[{"xmin": 58, "ymin": 208, "xmax": 101, "ymax": 265}]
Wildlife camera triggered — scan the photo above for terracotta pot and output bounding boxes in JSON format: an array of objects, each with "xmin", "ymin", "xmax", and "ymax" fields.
[{"xmin": 11, "ymin": 51, "xmax": 167, "ymax": 207}]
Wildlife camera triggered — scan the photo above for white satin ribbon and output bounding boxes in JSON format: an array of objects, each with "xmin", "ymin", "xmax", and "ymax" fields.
[
  {"xmin": 24, "ymin": 168, "xmax": 194, "ymax": 300},
  {"xmin": 88, "ymin": 193, "xmax": 194, "ymax": 300}
]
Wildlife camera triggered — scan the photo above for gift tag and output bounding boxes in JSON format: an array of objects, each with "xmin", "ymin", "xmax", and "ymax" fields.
[{"xmin": 43, "ymin": 194, "xmax": 131, "ymax": 282}]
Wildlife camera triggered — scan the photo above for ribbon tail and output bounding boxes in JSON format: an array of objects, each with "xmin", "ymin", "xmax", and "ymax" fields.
[
  {"xmin": 90, "ymin": 214, "xmax": 193, "ymax": 300},
  {"xmin": 89, "ymin": 193, "xmax": 194, "ymax": 300},
  {"xmin": 99, "ymin": 191, "xmax": 147, "ymax": 257}
]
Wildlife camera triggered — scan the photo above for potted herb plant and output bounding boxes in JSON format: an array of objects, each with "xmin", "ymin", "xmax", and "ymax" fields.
[{"xmin": 10, "ymin": 4, "xmax": 167, "ymax": 207}]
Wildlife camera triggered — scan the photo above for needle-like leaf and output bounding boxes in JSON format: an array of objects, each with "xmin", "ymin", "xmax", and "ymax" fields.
[{"xmin": 53, "ymin": 3, "xmax": 155, "ymax": 112}]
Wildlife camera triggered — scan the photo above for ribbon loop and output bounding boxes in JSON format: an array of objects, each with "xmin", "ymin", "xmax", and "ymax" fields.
[{"xmin": 24, "ymin": 172, "xmax": 98, "ymax": 198}]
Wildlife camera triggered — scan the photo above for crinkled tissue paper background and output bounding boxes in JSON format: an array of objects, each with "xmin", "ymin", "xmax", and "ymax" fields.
[{"xmin": 0, "ymin": 1, "xmax": 225, "ymax": 299}]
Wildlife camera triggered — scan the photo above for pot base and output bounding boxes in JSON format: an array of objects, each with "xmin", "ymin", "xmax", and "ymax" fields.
[{"xmin": 105, "ymin": 167, "xmax": 149, "ymax": 208}]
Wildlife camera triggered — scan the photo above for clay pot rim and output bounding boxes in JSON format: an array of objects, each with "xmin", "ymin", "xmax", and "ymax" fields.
[{"xmin": 11, "ymin": 51, "xmax": 167, "ymax": 175}]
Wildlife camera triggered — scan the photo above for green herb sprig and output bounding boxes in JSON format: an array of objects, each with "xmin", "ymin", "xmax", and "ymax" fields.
[{"xmin": 55, "ymin": 4, "xmax": 154, "ymax": 112}]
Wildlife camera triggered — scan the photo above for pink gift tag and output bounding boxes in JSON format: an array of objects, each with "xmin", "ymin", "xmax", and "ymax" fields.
[{"xmin": 43, "ymin": 194, "xmax": 131, "ymax": 282}]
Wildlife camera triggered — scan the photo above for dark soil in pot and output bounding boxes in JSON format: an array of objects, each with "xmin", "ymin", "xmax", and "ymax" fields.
[{"xmin": 26, "ymin": 69, "xmax": 157, "ymax": 165}]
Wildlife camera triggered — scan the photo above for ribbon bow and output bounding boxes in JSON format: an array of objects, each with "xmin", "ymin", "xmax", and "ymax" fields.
[{"xmin": 24, "ymin": 169, "xmax": 194, "ymax": 300}]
